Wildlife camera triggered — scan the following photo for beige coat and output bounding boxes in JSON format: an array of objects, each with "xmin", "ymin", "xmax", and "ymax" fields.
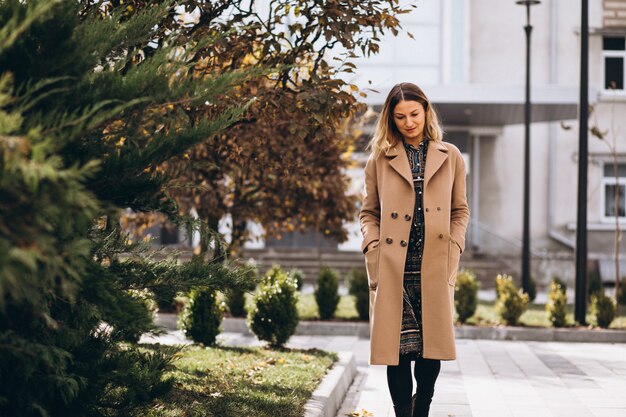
[{"xmin": 359, "ymin": 140, "xmax": 470, "ymax": 365}]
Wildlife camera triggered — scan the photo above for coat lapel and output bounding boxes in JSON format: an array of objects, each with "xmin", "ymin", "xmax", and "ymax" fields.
[
  {"xmin": 385, "ymin": 143, "xmax": 413, "ymax": 188},
  {"xmin": 424, "ymin": 140, "xmax": 448, "ymax": 189},
  {"xmin": 386, "ymin": 140, "xmax": 448, "ymax": 189}
]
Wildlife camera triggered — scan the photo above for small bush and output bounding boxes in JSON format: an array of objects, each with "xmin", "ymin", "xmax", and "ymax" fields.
[
  {"xmin": 551, "ymin": 275, "xmax": 567, "ymax": 292},
  {"xmin": 180, "ymin": 289, "xmax": 224, "ymax": 346},
  {"xmin": 152, "ymin": 285, "xmax": 179, "ymax": 311},
  {"xmin": 546, "ymin": 280, "xmax": 568, "ymax": 328},
  {"xmin": 454, "ymin": 269, "xmax": 479, "ymax": 323},
  {"xmin": 248, "ymin": 267, "xmax": 299, "ymax": 347},
  {"xmin": 527, "ymin": 276, "xmax": 537, "ymax": 302},
  {"xmin": 588, "ymin": 269, "xmax": 603, "ymax": 300},
  {"xmin": 265, "ymin": 264, "xmax": 285, "ymax": 283},
  {"xmin": 315, "ymin": 266, "xmax": 340, "ymax": 320},
  {"xmin": 289, "ymin": 268, "xmax": 305, "ymax": 291},
  {"xmin": 617, "ymin": 277, "xmax": 626, "ymax": 306},
  {"xmin": 224, "ymin": 261, "xmax": 257, "ymax": 317},
  {"xmin": 495, "ymin": 274, "xmax": 529, "ymax": 326},
  {"xmin": 347, "ymin": 267, "xmax": 369, "ymax": 321},
  {"xmin": 226, "ymin": 288, "xmax": 246, "ymax": 317},
  {"xmin": 591, "ymin": 291, "xmax": 616, "ymax": 328}
]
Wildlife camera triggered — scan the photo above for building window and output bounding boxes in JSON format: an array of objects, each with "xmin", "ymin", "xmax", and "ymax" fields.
[
  {"xmin": 603, "ymin": 36, "xmax": 626, "ymax": 91},
  {"xmin": 602, "ymin": 162, "xmax": 626, "ymax": 222}
]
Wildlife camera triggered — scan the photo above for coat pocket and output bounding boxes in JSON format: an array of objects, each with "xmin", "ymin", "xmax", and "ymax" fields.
[
  {"xmin": 447, "ymin": 238, "xmax": 461, "ymax": 286},
  {"xmin": 364, "ymin": 241, "xmax": 381, "ymax": 289}
]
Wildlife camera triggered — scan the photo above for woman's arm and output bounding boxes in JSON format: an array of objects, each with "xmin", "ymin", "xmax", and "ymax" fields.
[
  {"xmin": 450, "ymin": 149, "xmax": 470, "ymax": 253},
  {"xmin": 359, "ymin": 155, "xmax": 381, "ymax": 254}
]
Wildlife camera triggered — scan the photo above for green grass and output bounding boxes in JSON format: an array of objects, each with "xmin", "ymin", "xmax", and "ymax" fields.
[
  {"xmin": 138, "ymin": 345, "xmax": 336, "ymax": 417},
  {"xmin": 297, "ymin": 294, "xmax": 359, "ymax": 320},
  {"xmin": 238, "ymin": 292, "xmax": 360, "ymax": 321}
]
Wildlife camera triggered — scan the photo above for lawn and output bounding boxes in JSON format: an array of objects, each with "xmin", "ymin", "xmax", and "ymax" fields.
[
  {"xmin": 138, "ymin": 345, "xmax": 337, "ymax": 417},
  {"xmin": 240, "ymin": 292, "xmax": 361, "ymax": 320},
  {"xmin": 234, "ymin": 292, "xmax": 626, "ymax": 328}
]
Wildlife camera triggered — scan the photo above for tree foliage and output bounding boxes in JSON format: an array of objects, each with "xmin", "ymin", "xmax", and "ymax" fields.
[
  {"xmin": 117, "ymin": 0, "xmax": 413, "ymax": 254},
  {"xmin": 0, "ymin": 1, "xmax": 256, "ymax": 415}
]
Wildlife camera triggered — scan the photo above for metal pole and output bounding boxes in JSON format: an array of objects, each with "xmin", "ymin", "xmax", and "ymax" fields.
[
  {"xmin": 522, "ymin": 4, "xmax": 533, "ymax": 294},
  {"xmin": 575, "ymin": 0, "xmax": 589, "ymax": 324}
]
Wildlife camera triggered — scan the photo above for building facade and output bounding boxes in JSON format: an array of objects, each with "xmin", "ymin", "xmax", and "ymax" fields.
[
  {"xmin": 198, "ymin": 0, "xmax": 626, "ymax": 286},
  {"xmin": 328, "ymin": 0, "xmax": 625, "ymax": 286}
]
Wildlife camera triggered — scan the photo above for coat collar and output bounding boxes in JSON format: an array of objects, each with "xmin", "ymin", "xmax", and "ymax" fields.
[{"xmin": 385, "ymin": 140, "xmax": 448, "ymax": 189}]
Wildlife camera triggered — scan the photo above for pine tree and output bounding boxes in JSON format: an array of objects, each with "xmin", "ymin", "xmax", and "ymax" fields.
[{"xmin": 0, "ymin": 1, "xmax": 255, "ymax": 416}]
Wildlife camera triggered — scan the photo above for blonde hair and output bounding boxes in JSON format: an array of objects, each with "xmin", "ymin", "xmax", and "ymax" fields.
[{"xmin": 367, "ymin": 82, "xmax": 443, "ymax": 159}]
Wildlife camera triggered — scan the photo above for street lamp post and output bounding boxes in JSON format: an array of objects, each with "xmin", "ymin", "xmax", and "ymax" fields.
[
  {"xmin": 516, "ymin": 0, "xmax": 540, "ymax": 295},
  {"xmin": 575, "ymin": 0, "xmax": 589, "ymax": 325}
]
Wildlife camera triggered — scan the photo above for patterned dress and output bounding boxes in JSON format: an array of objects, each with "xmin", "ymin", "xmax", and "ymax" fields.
[{"xmin": 399, "ymin": 138, "xmax": 429, "ymax": 358}]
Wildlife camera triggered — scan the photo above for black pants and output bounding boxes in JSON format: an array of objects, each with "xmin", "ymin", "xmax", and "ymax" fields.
[{"xmin": 386, "ymin": 355, "xmax": 441, "ymax": 406}]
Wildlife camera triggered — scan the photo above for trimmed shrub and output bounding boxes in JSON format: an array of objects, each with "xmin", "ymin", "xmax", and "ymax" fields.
[
  {"xmin": 265, "ymin": 264, "xmax": 286, "ymax": 283},
  {"xmin": 152, "ymin": 285, "xmax": 179, "ymax": 312},
  {"xmin": 347, "ymin": 267, "xmax": 369, "ymax": 321},
  {"xmin": 527, "ymin": 275, "xmax": 537, "ymax": 302},
  {"xmin": 588, "ymin": 269, "xmax": 603, "ymax": 300},
  {"xmin": 495, "ymin": 274, "xmax": 529, "ymax": 325},
  {"xmin": 546, "ymin": 280, "xmax": 568, "ymax": 328},
  {"xmin": 226, "ymin": 262, "xmax": 258, "ymax": 317},
  {"xmin": 180, "ymin": 289, "xmax": 224, "ymax": 346},
  {"xmin": 289, "ymin": 268, "xmax": 305, "ymax": 291},
  {"xmin": 617, "ymin": 277, "xmax": 626, "ymax": 306},
  {"xmin": 591, "ymin": 292, "xmax": 616, "ymax": 328},
  {"xmin": 455, "ymin": 269, "xmax": 479, "ymax": 323},
  {"xmin": 551, "ymin": 275, "xmax": 567, "ymax": 292},
  {"xmin": 248, "ymin": 267, "xmax": 299, "ymax": 347},
  {"xmin": 225, "ymin": 288, "xmax": 246, "ymax": 317},
  {"xmin": 315, "ymin": 266, "xmax": 341, "ymax": 320}
]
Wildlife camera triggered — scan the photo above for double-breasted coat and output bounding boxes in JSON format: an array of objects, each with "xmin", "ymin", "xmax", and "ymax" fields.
[{"xmin": 359, "ymin": 139, "xmax": 470, "ymax": 365}]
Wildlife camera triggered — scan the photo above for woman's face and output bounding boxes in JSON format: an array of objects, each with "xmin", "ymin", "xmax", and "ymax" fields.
[{"xmin": 392, "ymin": 100, "xmax": 425, "ymax": 142}]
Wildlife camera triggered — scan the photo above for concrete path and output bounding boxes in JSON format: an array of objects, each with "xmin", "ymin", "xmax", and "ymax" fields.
[
  {"xmin": 141, "ymin": 330, "xmax": 626, "ymax": 417},
  {"xmin": 334, "ymin": 339, "xmax": 626, "ymax": 417}
]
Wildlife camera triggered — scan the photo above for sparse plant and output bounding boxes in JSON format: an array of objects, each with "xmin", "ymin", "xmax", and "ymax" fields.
[
  {"xmin": 315, "ymin": 266, "xmax": 340, "ymax": 320},
  {"xmin": 347, "ymin": 267, "xmax": 369, "ymax": 321},
  {"xmin": 617, "ymin": 277, "xmax": 626, "ymax": 306},
  {"xmin": 546, "ymin": 280, "xmax": 568, "ymax": 328},
  {"xmin": 455, "ymin": 269, "xmax": 479, "ymax": 324},
  {"xmin": 289, "ymin": 268, "xmax": 305, "ymax": 291},
  {"xmin": 495, "ymin": 274, "xmax": 529, "ymax": 325},
  {"xmin": 552, "ymin": 275, "xmax": 568, "ymax": 292},
  {"xmin": 591, "ymin": 291, "xmax": 616, "ymax": 328}
]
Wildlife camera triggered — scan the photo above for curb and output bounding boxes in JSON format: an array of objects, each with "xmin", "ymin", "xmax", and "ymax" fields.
[
  {"xmin": 155, "ymin": 314, "xmax": 626, "ymax": 343},
  {"xmin": 303, "ymin": 351, "xmax": 357, "ymax": 417},
  {"xmin": 221, "ymin": 317, "xmax": 370, "ymax": 337},
  {"xmin": 224, "ymin": 317, "xmax": 626, "ymax": 343},
  {"xmin": 455, "ymin": 324, "xmax": 626, "ymax": 343}
]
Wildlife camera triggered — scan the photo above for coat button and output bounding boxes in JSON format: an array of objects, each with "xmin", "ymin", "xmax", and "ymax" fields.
[
  {"xmin": 405, "ymin": 214, "xmax": 411, "ymax": 221},
  {"xmin": 425, "ymin": 207, "xmax": 429, "ymax": 212},
  {"xmin": 438, "ymin": 234, "xmax": 444, "ymax": 239},
  {"xmin": 386, "ymin": 237, "xmax": 393, "ymax": 244},
  {"xmin": 391, "ymin": 211, "xmax": 398, "ymax": 219},
  {"xmin": 400, "ymin": 240, "xmax": 407, "ymax": 247}
]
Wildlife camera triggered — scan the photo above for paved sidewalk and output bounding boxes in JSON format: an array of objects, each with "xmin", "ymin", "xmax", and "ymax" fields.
[
  {"xmin": 142, "ymin": 330, "xmax": 626, "ymax": 417},
  {"xmin": 335, "ymin": 339, "xmax": 626, "ymax": 417}
]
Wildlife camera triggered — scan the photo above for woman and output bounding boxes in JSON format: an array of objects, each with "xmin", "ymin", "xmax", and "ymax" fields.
[{"xmin": 359, "ymin": 82, "xmax": 469, "ymax": 417}]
